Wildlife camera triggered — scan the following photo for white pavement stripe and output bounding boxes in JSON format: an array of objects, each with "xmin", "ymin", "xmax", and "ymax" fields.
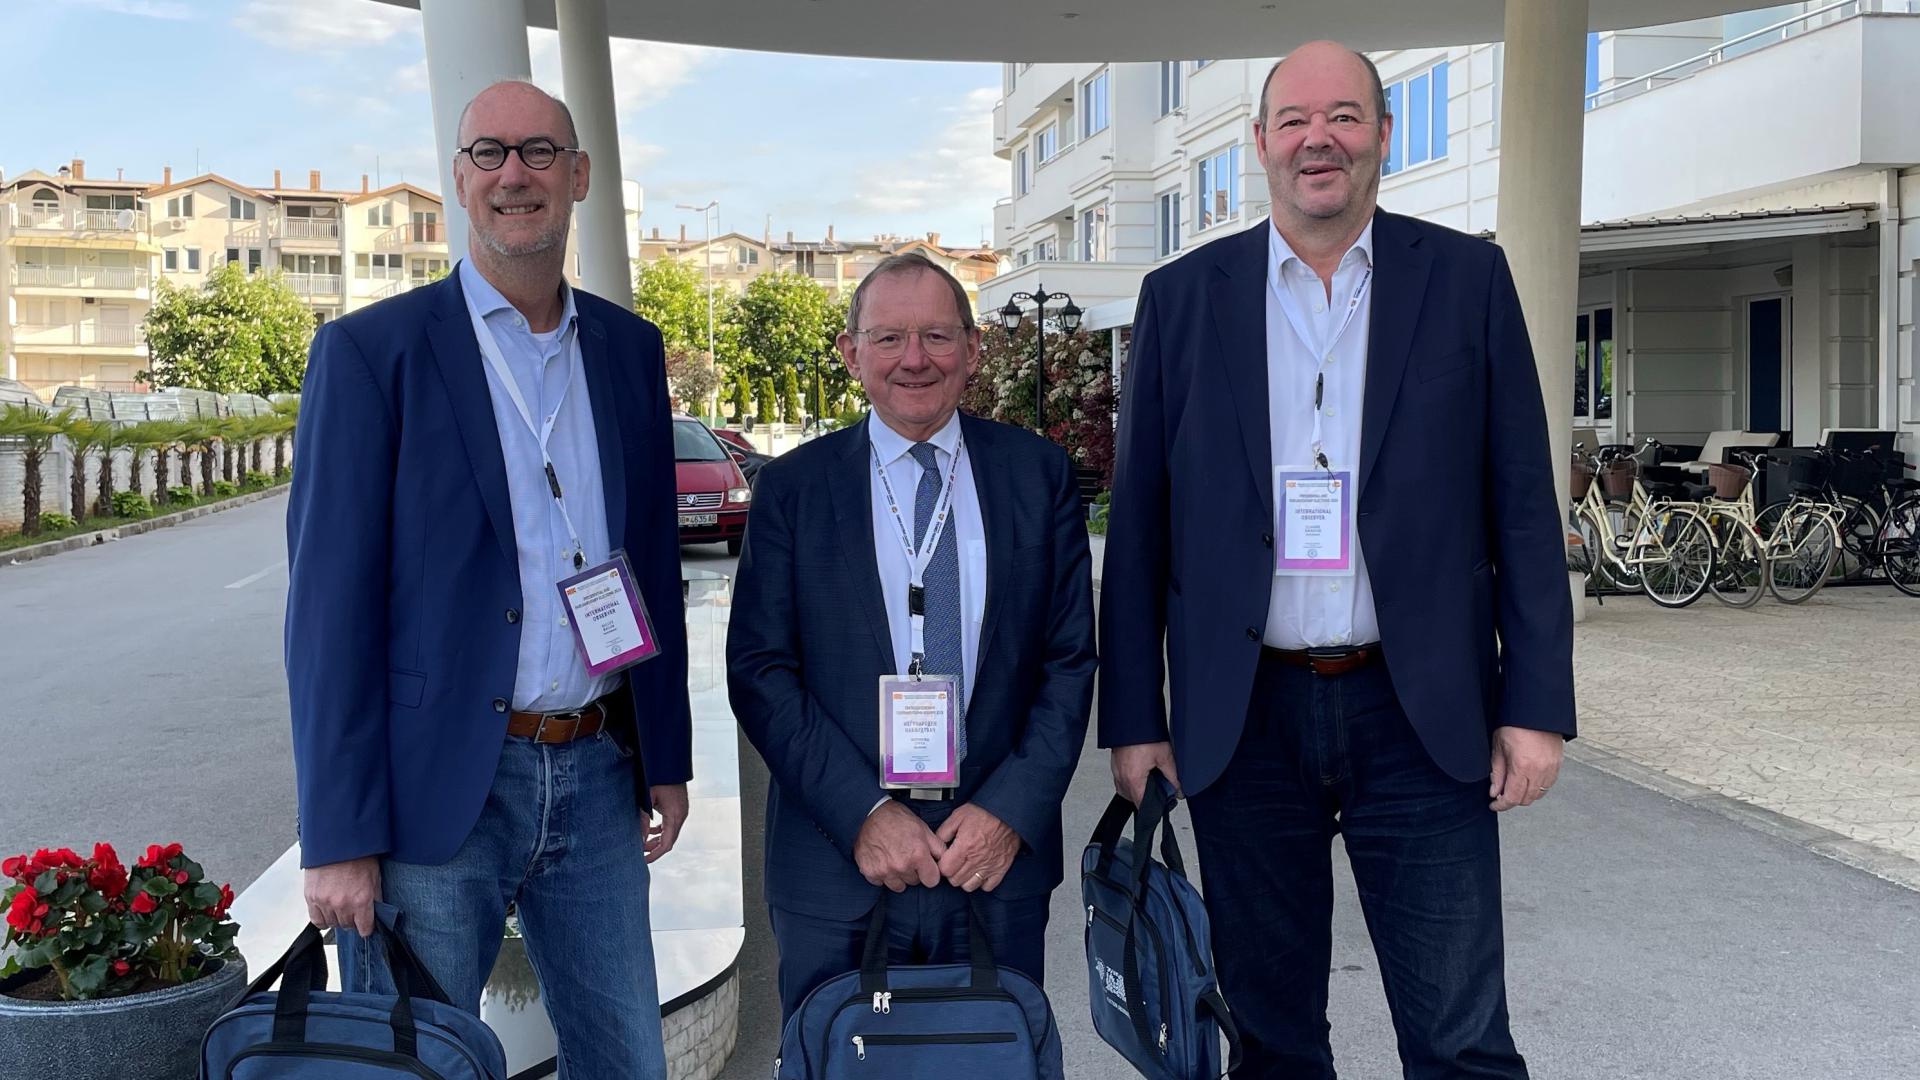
[{"xmin": 224, "ymin": 561, "xmax": 287, "ymax": 590}]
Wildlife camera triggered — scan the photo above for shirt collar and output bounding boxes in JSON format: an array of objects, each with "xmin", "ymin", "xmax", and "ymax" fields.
[
  {"xmin": 1268, "ymin": 217, "xmax": 1375, "ymax": 285},
  {"xmin": 457, "ymin": 257, "xmax": 578, "ymax": 334},
  {"xmin": 868, "ymin": 409, "xmax": 963, "ymax": 467}
]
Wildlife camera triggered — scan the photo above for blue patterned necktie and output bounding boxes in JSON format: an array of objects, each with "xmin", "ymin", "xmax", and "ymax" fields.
[{"xmin": 908, "ymin": 441, "xmax": 966, "ymax": 760}]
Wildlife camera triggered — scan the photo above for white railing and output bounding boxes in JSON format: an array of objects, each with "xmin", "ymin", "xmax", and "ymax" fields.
[
  {"xmin": 11, "ymin": 207, "xmax": 149, "ymax": 233},
  {"xmin": 15, "ymin": 322, "xmax": 143, "ymax": 346},
  {"xmin": 14, "ymin": 265, "xmax": 151, "ymax": 290},
  {"xmin": 283, "ymin": 271, "xmax": 343, "ymax": 295},
  {"xmin": 1586, "ymin": 0, "xmax": 1915, "ymax": 110},
  {"xmin": 278, "ymin": 217, "xmax": 342, "ymax": 241}
]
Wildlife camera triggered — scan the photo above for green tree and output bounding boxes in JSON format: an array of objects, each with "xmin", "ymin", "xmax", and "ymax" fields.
[
  {"xmin": 119, "ymin": 420, "xmax": 183, "ymax": 502},
  {"xmin": 60, "ymin": 416, "xmax": 113, "ymax": 524},
  {"xmin": 632, "ymin": 258, "xmax": 712, "ymax": 356},
  {"xmin": 728, "ymin": 370, "xmax": 752, "ymax": 424},
  {"xmin": 270, "ymin": 399, "xmax": 300, "ymax": 477},
  {"xmin": 732, "ymin": 272, "xmax": 836, "ymax": 385},
  {"xmin": 142, "ymin": 263, "xmax": 315, "ymax": 396},
  {"xmin": 0, "ymin": 405, "xmax": 71, "ymax": 535},
  {"xmin": 780, "ymin": 367, "xmax": 802, "ymax": 424},
  {"xmin": 755, "ymin": 376, "xmax": 778, "ymax": 426},
  {"xmin": 664, "ymin": 348, "xmax": 719, "ymax": 418}
]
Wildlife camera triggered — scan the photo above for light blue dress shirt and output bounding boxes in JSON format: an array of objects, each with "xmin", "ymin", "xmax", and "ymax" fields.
[{"xmin": 459, "ymin": 258, "xmax": 613, "ymax": 712}]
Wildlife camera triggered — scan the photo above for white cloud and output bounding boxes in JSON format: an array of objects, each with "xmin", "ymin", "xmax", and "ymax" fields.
[
  {"xmin": 69, "ymin": 0, "xmax": 192, "ymax": 17},
  {"xmin": 841, "ymin": 87, "xmax": 1005, "ymax": 220},
  {"xmin": 528, "ymin": 31, "xmax": 715, "ymax": 113},
  {"xmin": 234, "ymin": 0, "xmax": 419, "ymax": 51},
  {"xmin": 396, "ymin": 60, "xmax": 430, "ymax": 95}
]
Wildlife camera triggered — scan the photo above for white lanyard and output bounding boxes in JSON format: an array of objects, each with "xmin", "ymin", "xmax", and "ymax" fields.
[
  {"xmin": 1274, "ymin": 265, "xmax": 1371, "ymax": 471},
  {"xmin": 872, "ymin": 435, "xmax": 965, "ymax": 672},
  {"xmin": 463, "ymin": 296, "xmax": 588, "ymax": 571}
]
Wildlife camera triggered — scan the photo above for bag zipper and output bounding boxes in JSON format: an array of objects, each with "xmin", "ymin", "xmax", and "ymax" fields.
[
  {"xmin": 223, "ymin": 1041, "xmax": 440, "ymax": 1079},
  {"xmin": 1086, "ymin": 869, "xmax": 1207, "ymax": 977},
  {"xmin": 1086, "ymin": 901, "xmax": 1172, "ymax": 1055},
  {"xmin": 850, "ymin": 1032, "xmax": 1017, "ymax": 1060}
]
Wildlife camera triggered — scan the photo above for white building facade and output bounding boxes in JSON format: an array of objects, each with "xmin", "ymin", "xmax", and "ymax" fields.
[{"xmin": 981, "ymin": 1, "xmax": 1920, "ymax": 456}]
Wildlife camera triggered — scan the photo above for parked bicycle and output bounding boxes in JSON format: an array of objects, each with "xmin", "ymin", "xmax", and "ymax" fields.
[{"xmin": 1568, "ymin": 442, "xmax": 1717, "ymax": 608}]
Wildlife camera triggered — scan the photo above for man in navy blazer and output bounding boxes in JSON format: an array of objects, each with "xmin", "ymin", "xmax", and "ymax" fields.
[
  {"xmin": 285, "ymin": 82, "xmax": 688, "ymax": 1077},
  {"xmin": 728, "ymin": 253, "xmax": 1096, "ymax": 1019},
  {"xmin": 1101, "ymin": 43, "xmax": 1574, "ymax": 1078}
]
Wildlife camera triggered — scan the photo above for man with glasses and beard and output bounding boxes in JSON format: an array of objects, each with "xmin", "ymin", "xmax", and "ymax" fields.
[
  {"xmin": 287, "ymin": 80, "xmax": 689, "ymax": 1078},
  {"xmin": 727, "ymin": 253, "xmax": 1096, "ymax": 1021}
]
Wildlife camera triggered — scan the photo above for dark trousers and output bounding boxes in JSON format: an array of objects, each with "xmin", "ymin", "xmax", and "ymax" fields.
[
  {"xmin": 1187, "ymin": 657, "xmax": 1526, "ymax": 1080},
  {"xmin": 769, "ymin": 880, "xmax": 1051, "ymax": 1021}
]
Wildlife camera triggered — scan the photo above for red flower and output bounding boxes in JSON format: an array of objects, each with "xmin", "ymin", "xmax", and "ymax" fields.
[
  {"xmin": 5, "ymin": 887, "xmax": 49, "ymax": 935},
  {"xmin": 172, "ymin": 870, "xmax": 189, "ymax": 885},
  {"xmin": 112, "ymin": 959, "xmax": 130, "ymax": 976},
  {"xmin": 137, "ymin": 844, "xmax": 165, "ymax": 869},
  {"xmin": 1, "ymin": 855, "xmax": 24, "ymax": 879},
  {"xmin": 129, "ymin": 890, "xmax": 157, "ymax": 915},
  {"xmin": 91, "ymin": 842, "xmax": 119, "ymax": 867},
  {"xmin": 209, "ymin": 883, "xmax": 235, "ymax": 918},
  {"xmin": 88, "ymin": 862, "xmax": 129, "ymax": 899}
]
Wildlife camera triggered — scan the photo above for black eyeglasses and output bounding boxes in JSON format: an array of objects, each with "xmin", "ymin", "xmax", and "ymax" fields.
[{"xmin": 459, "ymin": 137, "xmax": 579, "ymax": 172}]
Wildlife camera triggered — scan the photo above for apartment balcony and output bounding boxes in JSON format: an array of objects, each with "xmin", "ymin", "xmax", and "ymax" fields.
[
  {"xmin": 12, "ymin": 264, "xmax": 152, "ymax": 297},
  {"xmin": 13, "ymin": 322, "xmax": 148, "ymax": 355},
  {"xmin": 282, "ymin": 272, "xmax": 343, "ymax": 296},
  {"xmin": 1582, "ymin": 2, "xmax": 1920, "ymax": 220},
  {"xmin": 5, "ymin": 206, "xmax": 154, "ymax": 250},
  {"xmin": 993, "ymin": 99, "xmax": 1012, "ymax": 158},
  {"xmin": 372, "ymin": 223, "xmax": 449, "ymax": 253},
  {"xmin": 273, "ymin": 217, "xmax": 344, "ymax": 247},
  {"xmin": 993, "ymin": 199, "xmax": 1016, "ymax": 254}
]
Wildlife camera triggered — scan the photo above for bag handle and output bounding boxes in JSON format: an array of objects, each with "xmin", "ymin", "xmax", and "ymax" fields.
[
  {"xmin": 1200, "ymin": 987, "xmax": 1244, "ymax": 1078},
  {"xmin": 858, "ymin": 891, "xmax": 1000, "ymax": 994},
  {"xmin": 1091, "ymin": 769, "xmax": 1186, "ymax": 890},
  {"xmin": 266, "ymin": 906, "xmax": 448, "ymax": 1058}
]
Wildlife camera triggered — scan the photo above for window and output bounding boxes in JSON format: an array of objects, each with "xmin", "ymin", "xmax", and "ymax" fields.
[
  {"xmin": 410, "ymin": 258, "xmax": 448, "ymax": 283},
  {"xmin": 1196, "ymin": 145, "xmax": 1243, "ymax": 231},
  {"xmin": 1575, "ymin": 308, "xmax": 1615, "ymax": 421},
  {"xmin": 1078, "ymin": 204, "xmax": 1108, "ymax": 262},
  {"xmin": 229, "ymin": 196, "xmax": 256, "ymax": 220},
  {"xmin": 792, "ymin": 250, "xmax": 817, "ymax": 275},
  {"xmin": 1381, "ymin": 61, "xmax": 1450, "ymax": 177},
  {"xmin": 1193, "ymin": 60, "xmax": 1212, "ymax": 71},
  {"xmin": 1157, "ymin": 191, "xmax": 1182, "ymax": 258},
  {"xmin": 1584, "ymin": 31, "xmax": 1600, "ymax": 109},
  {"xmin": 1159, "ymin": 61, "xmax": 1184, "ymax": 115},
  {"xmin": 1015, "ymin": 147, "xmax": 1030, "ymax": 196},
  {"xmin": 163, "ymin": 248, "xmax": 178, "ymax": 271},
  {"xmin": 1003, "ymin": 63, "xmax": 1017, "ymax": 95},
  {"xmin": 1035, "ymin": 123, "xmax": 1058, "ymax": 164},
  {"xmin": 1016, "ymin": 248, "xmax": 1032, "ymax": 267},
  {"xmin": 356, "ymin": 253, "xmax": 403, "ymax": 280},
  {"xmin": 226, "ymin": 247, "xmax": 241, "ymax": 266},
  {"xmin": 411, "ymin": 210, "xmax": 439, "ymax": 243},
  {"xmin": 30, "ymin": 188, "xmax": 59, "ymax": 213},
  {"xmin": 1491, "ymin": 44, "xmax": 1504, "ymax": 148},
  {"xmin": 86, "ymin": 194, "xmax": 136, "ymax": 211},
  {"xmin": 185, "ymin": 247, "xmax": 201, "ymax": 272},
  {"xmin": 1034, "ymin": 237, "xmax": 1057, "ymax": 262},
  {"xmin": 367, "ymin": 203, "xmax": 393, "ymax": 227},
  {"xmin": 247, "ymin": 248, "xmax": 263, "ymax": 272},
  {"xmin": 165, "ymin": 193, "xmax": 194, "ymax": 218},
  {"xmin": 1079, "ymin": 70, "xmax": 1109, "ymax": 138},
  {"xmin": 736, "ymin": 245, "xmax": 759, "ymax": 265}
]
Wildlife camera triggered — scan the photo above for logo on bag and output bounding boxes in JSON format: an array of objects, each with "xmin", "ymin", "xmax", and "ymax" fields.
[{"xmin": 1094, "ymin": 957, "xmax": 1129, "ymax": 1013}]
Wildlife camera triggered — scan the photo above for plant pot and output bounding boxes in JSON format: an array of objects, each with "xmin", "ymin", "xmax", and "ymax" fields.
[{"xmin": 0, "ymin": 956, "xmax": 247, "ymax": 1080}]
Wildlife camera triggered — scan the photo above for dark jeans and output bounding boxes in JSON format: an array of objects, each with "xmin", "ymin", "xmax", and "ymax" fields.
[
  {"xmin": 1187, "ymin": 657, "xmax": 1526, "ymax": 1080},
  {"xmin": 769, "ymin": 882, "xmax": 1051, "ymax": 1021}
]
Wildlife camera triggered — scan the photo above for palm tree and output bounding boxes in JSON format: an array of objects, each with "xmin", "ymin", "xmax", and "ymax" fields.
[
  {"xmin": 0, "ymin": 405, "xmax": 73, "ymax": 535},
  {"xmin": 178, "ymin": 418, "xmax": 222, "ymax": 496},
  {"xmin": 60, "ymin": 416, "xmax": 111, "ymax": 525},
  {"xmin": 270, "ymin": 398, "xmax": 300, "ymax": 477},
  {"xmin": 92, "ymin": 420, "xmax": 123, "ymax": 518},
  {"xmin": 118, "ymin": 420, "xmax": 179, "ymax": 504}
]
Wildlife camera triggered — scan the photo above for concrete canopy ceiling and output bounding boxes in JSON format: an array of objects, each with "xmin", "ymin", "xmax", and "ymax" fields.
[{"xmin": 377, "ymin": 0, "xmax": 1782, "ymax": 62}]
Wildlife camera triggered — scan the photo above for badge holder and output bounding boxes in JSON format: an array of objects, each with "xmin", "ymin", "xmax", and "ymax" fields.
[
  {"xmin": 554, "ymin": 549, "xmax": 661, "ymax": 677},
  {"xmin": 1274, "ymin": 465, "xmax": 1357, "ymax": 578}
]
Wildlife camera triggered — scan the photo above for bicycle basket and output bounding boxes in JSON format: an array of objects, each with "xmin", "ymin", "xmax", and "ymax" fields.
[
  {"xmin": 1705, "ymin": 462, "xmax": 1752, "ymax": 499},
  {"xmin": 1598, "ymin": 459, "xmax": 1638, "ymax": 499},
  {"xmin": 1571, "ymin": 459, "xmax": 1596, "ymax": 501},
  {"xmin": 1829, "ymin": 455, "xmax": 1882, "ymax": 499}
]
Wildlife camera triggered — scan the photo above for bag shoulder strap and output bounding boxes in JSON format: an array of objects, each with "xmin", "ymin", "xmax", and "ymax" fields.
[{"xmin": 1201, "ymin": 987, "xmax": 1244, "ymax": 1078}]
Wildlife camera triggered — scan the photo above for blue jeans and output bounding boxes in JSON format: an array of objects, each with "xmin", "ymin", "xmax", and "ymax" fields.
[
  {"xmin": 1187, "ymin": 657, "xmax": 1526, "ymax": 1080},
  {"xmin": 339, "ymin": 730, "xmax": 668, "ymax": 1080}
]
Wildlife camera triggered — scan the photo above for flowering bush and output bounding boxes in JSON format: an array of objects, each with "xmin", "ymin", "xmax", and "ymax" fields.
[
  {"xmin": 1, "ymin": 842, "xmax": 239, "ymax": 1001},
  {"xmin": 963, "ymin": 323, "xmax": 1117, "ymax": 485}
]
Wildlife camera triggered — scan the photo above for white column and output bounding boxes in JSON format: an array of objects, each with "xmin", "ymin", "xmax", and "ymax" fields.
[
  {"xmin": 421, "ymin": 0, "xmax": 532, "ymax": 263},
  {"xmin": 1878, "ymin": 168, "xmax": 1900, "ymax": 432},
  {"xmin": 556, "ymin": 0, "xmax": 633, "ymax": 307},
  {"xmin": 1494, "ymin": 0, "xmax": 1589, "ymax": 616}
]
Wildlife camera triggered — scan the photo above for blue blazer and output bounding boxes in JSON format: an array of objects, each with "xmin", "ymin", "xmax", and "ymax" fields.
[
  {"xmin": 726, "ymin": 414, "xmax": 1097, "ymax": 920},
  {"xmin": 284, "ymin": 273, "xmax": 691, "ymax": 869},
  {"xmin": 1099, "ymin": 212, "xmax": 1575, "ymax": 794}
]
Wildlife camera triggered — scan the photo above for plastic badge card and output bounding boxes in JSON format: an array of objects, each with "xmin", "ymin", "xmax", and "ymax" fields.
[
  {"xmin": 555, "ymin": 551, "xmax": 660, "ymax": 677},
  {"xmin": 1275, "ymin": 468, "xmax": 1356, "ymax": 576},
  {"xmin": 877, "ymin": 676, "xmax": 959, "ymax": 789}
]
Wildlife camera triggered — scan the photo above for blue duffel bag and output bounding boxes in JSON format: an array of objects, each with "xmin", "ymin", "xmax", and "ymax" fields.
[
  {"xmin": 1082, "ymin": 770, "xmax": 1242, "ymax": 1080},
  {"xmin": 775, "ymin": 894, "xmax": 1063, "ymax": 1079},
  {"xmin": 200, "ymin": 909, "xmax": 507, "ymax": 1079}
]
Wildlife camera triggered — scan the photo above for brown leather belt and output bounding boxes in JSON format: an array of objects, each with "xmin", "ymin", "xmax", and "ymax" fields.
[
  {"xmin": 506, "ymin": 699, "xmax": 609, "ymax": 743},
  {"xmin": 1262, "ymin": 644, "xmax": 1383, "ymax": 677}
]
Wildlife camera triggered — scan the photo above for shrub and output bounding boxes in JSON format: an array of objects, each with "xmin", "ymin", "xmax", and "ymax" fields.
[
  {"xmin": 240, "ymin": 471, "xmax": 272, "ymax": 491},
  {"xmin": 166, "ymin": 485, "xmax": 196, "ymax": 504},
  {"xmin": 210, "ymin": 480, "xmax": 240, "ymax": 499},
  {"xmin": 37, "ymin": 512, "xmax": 76, "ymax": 533},
  {"xmin": 110, "ymin": 491, "xmax": 153, "ymax": 519}
]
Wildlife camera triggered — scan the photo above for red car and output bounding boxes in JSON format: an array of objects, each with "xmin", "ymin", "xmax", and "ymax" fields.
[{"xmin": 672, "ymin": 415, "xmax": 752, "ymax": 554}]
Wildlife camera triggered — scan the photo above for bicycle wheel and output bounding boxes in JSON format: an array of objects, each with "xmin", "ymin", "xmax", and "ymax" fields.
[
  {"xmin": 1883, "ymin": 496, "xmax": 1920, "ymax": 598},
  {"xmin": 1599, "ymin": 499, "xmax": 1643, "ymax": 590},
  {"xmin": 1636, "ymin": 506, "xmax": 1716, "ymax": 609},
  {"xmin": 1834, "ymin": 496, "xmax": 1882, "ymax": 581},
  {"xmin": 1753, "ymin": 499, "xmax": 1792, "ymax": 544},
  {"xmin": 1766, "ymin": 504, "xmax": 1840, "ymax": 604},
  {"xmin": 1566, "ymin": 506, "xmax": 1598, "ymax": 577},
  {"xmin": 1705, "ymin": 511, "xmax": 1767, "ymax": 609}
]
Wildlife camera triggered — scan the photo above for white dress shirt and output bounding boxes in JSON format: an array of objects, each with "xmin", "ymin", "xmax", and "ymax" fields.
[
  {"xmin": 867, "ymin": 410, "xmax": 987, "ymax": 705},
  {"xmin": 1263, "ymin": 220, "xmax": 1382, "ymax": 650}
]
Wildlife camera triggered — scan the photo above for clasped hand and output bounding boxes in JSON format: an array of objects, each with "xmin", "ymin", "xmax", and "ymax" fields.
[{"xmin": 854, "ymin": 801, "xmax": 1019, "ymax": 893}]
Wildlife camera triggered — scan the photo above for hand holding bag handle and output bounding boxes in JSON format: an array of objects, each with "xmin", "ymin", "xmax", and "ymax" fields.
[
  {"xmin": 858, "ymin": 890, "xmax": 1000, "ymax": 995},
  {"xmin": 1091, "ymin": 769, "xmax": 1186, "ymax": 892},
  {"xmin": 264, "ymin": 903, "xmax": 451, "ymax": 1058}
]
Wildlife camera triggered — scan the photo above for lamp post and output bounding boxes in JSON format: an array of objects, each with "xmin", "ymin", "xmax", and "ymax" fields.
[
  {"xmin": 675, "ymin": 200, "xmax": 718, "ymax": 421},
  {"xmin": 995, "ymin": 283, "xmax": 1083, "ymax": 431}
]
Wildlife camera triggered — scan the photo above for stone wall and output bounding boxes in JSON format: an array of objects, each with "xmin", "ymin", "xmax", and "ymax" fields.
[{"xmin": 664, "ymin": 971, "xmax": 740, "ymax": 1080}]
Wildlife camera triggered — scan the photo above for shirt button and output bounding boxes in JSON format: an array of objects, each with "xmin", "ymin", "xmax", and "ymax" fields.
[
  {"xmin": 550, "ymin": 680, "xmax": 560, "ymax": 691},
  {"xmin": 558, "ymin": 616, "xmax": 569, "ymax": 627},
  {"xmin": 505, "ymin": 608, "xmax": 520, "ymax": 624},
  {"xmin": 492, "ymin": 698, "xmax": 508, "ymax": 713},
  {"xmin": 1261, "ymin": 532, "xmax": 1273, "ymax": 547},
  {"xmin": 1245, "ymin": 627, "xmax": 1260, "ymax": 641},
  {"xmin": 1324, "ymin": 408, "xmax": 1335, "ymax": 417},
  {"xmin": 1330, "ymin": 582, "xmax": 1342, "ymax": 592}
]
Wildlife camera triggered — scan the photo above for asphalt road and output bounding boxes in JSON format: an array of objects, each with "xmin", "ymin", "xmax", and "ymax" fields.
[{"xmin": 5, "ymin": 504, "xmax": 1917, "ymax": 1078}]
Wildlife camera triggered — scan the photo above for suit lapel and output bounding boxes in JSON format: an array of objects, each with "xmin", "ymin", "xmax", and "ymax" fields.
[
  {"xmin": 830, "ymin": 418, "xmax": 897, "ymax": 670},
  {"xmin": 1209, "ymin": 223, "xmax": 1277, "ymax": 513},
  {"xmin": 1359, "ymin": 211, "xmax": 1432, "ymax": 502},
  {"xmin": 577, "ymin": 313, "xmax": 628, "ymax": 552},
  {"xmin": 963, "ymin": 415, "xmax": 1013, "ymax": 678},
  {"xmin": 424, "ymin": 276, "xmax": 516, "ymax": 566}
]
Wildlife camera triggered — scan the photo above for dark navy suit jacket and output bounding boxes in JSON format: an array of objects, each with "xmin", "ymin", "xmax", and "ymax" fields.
[
  {"xmin": 1099, "ymin": 212, "xmax": 1575, "ymax": 794},
  {"xmin": 284, "ymin": 273, "xmax": 691, "ymax": 869},
  {"xmin": 727, "ymin": 414, "xmax": 1097, "ymax": 920}
]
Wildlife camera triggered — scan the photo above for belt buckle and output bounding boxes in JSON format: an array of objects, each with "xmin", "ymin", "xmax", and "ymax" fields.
[{"xmin": 534, "ymin": 710, "xmax": 581, "ymax": 742}]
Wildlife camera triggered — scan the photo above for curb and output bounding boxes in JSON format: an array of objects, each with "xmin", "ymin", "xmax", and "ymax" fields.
[
  {"xmin": 1565, "ymin": 740, "xmax": 1920, "ymax": 893},
  {"xmin": 2, "ymin": 484, "xmax": 290, "ymax": 569}
]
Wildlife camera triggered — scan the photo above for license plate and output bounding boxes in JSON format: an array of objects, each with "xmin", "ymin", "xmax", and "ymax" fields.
[{"xmin": 679, "ymin": 513, "xmax": 717, "ymax": 527}]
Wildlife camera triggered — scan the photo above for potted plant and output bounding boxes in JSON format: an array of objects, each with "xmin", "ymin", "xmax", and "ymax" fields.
[{"xmin": 0, "ymin": 843, "xmax": 245, "ymax": 1079}]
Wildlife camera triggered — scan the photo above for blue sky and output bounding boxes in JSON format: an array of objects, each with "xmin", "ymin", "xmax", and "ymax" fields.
[{"xmin": 3, "ymin": 0, "xmax": 1006, "ymax": 248}]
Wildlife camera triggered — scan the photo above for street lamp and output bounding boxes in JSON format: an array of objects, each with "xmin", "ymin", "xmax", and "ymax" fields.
[
  {"xmin": 995, "ymin": 284, "xmax": 1083, "ymax": 430},
  {"xmin": 675, "ymin": 200, "xmax": 718, "ymax": 421}
]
